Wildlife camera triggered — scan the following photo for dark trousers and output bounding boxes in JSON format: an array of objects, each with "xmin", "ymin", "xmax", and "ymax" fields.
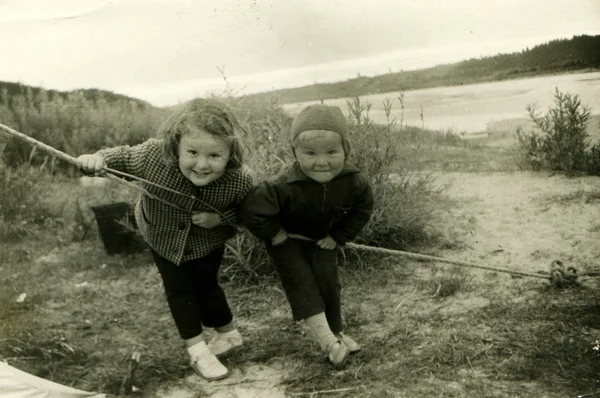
[
  {"xmin": 266, "ymin": 238, "xmax": 342, "ymax": 334},
  {"xmin": 151, "ymin": 247, "xmax": 233, "ymax": 340}
]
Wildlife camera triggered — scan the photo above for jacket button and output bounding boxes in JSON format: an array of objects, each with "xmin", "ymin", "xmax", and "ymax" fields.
[{"xmin": 178, "ymin": 222, "xmax": 186, "ymax": 230}]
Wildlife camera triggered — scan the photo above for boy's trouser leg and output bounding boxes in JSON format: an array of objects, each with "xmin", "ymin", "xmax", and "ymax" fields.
[
  {"xmin": 152, "ymin": 247, "xmax": 233, "ymax": 340},
  {"xmin": 266, "ymin": 239, "xmax": 325, "ymax": 321},
  {"xmin": 308, "ymin": 245, "xmax": 342, "ymax": 334},
  {"xmin": 266, "ymin": 239, "xmax": 342, "ymax": 333}
]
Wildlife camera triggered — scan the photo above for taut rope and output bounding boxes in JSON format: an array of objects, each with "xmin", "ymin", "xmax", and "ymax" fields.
[
  {"xmin": 287, "ymin": 234, "xmax": 590, "ymax": 288},
  {"xmin": 345, "ymin": 243, "xmax": 598, "ymax": 287}
]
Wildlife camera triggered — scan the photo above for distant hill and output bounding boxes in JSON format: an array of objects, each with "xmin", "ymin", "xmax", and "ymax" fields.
[
  {"xmin": 0, "ymin": 81, "xmax": 155, "ymax": 108},
  {"xmin": 243, "ymin": 34, "xmax": 600, "ymax": 105}
]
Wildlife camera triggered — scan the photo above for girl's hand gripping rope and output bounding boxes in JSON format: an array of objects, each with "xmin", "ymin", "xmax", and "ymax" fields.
[
  {"xmin": 77, "ymin": 154, "xmax": 107, "ymax": 176},
  {"xmin": 191, "ymin": 212, "xmax": 221, "ymax": 228}
]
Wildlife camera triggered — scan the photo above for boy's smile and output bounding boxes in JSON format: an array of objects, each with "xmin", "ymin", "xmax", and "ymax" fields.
[
  {"xmin": 293, "ymin": 130, "xmax": 345, "ymax": 183},
  {"xmin": 178, "ymin": 128, "xmax": 231, "ymax": 186}
]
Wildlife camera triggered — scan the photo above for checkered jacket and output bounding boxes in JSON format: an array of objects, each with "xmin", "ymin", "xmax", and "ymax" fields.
[{"xmin": 96, "ymin": 139, "xmax": 254, "ymax": 265}]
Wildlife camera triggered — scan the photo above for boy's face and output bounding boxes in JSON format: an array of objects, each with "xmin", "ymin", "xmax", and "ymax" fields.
[
  {"xmin": 178, "ymin": 128, "xmax": 231, "ymax": 186},
  {"xmin": 293, "ymin": 130, "xmax": 345, "ymax": 183}
]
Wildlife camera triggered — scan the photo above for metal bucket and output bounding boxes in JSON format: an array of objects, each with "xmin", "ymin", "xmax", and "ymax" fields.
[{"xmin": 91, "ymin": 202, "xmax": 146, "ymax": 254}]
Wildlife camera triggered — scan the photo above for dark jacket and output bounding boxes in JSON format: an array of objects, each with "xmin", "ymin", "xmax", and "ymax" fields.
[{"xmin": 240, "ymin": 161, "xmax": 374, "ymax": 244}]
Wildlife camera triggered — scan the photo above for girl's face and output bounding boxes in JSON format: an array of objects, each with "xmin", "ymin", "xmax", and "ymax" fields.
[
  {"xmin": 178, "ymin": 129, "xmax": 231, "ymax": 186},
  {"xmin": 293, "ymin": 130, "xmax": 345, "ymax": 183}
]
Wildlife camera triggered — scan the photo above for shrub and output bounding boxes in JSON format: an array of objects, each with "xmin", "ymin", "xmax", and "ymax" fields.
[
  {"xmin": 587, "ymin": 141, "xmax": 600, "ymax": 175},
  {"xmin": 516, "ymin": 88, "xmax": 592, "ymax": 173},
  {"xmin": 345, "ymin": 96, "xmax": 443, "ymax": 250},
  {"xmin": 0, "ymin": 88, "xmax": 166, "ymax": 170},
  {"xmin": 232, "ymin": 95, "xmax": 294, "ymax": 180},
  {"xmin": 0, "ymin": 163, "xmax": 61, "ymax": 240}
]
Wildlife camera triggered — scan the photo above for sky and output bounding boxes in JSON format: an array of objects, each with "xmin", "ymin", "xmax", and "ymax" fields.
[{"xmin": 1, "ymin": 0, "xmax": 599, "ymax": 106}]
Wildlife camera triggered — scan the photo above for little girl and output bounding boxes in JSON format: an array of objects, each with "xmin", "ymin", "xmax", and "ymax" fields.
[{"xmin": 78, "ymin": 99, "xmax": 253, "ymax": 381}]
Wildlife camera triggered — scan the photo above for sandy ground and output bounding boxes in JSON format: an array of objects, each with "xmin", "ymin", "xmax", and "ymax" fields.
[
  {"xmin": 156, "ymin": 170, "xmax": 600, "ymax": 397},
  {"xmin": 155, "ymin": 361, "xmax": 292, "ymax": 398},
  {"xmin": 437, "ymin": 171, "xmax": 600, "ymax": 279}
]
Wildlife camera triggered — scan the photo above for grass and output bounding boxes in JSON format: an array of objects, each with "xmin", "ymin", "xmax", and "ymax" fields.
[
  {"xmin": 3, "ymin": 216, "xmax": 600, "ymax": 397},
  {"xmin": 374, "ymin": 127, "xmax": 527, "ymax": 174},
  {"xmin": 428, "ymin": 265, "xmax": 475, "ymax": 298},
  {"xmin": 233, "ymin": 264, "xmax": 600, "ymax": 398},
  {"xmin": 1, "ymin": 235, "xmax": 187, "ymax": 394},
  {"xmin": 536, "ymin": 189, "xmax": 600, "ymax": 206},
  {"xmin": 401, "ymin": 145, "xmax": 520, "ymax": 173}
]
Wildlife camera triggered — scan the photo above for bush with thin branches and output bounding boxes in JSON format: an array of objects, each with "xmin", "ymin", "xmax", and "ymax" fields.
[
  {"xmin": 0, "ymin": 88, "xmax": 166, "ymax": 171},
  {"xmin": 344, "ymin": 96, "xmax": 443, "ymax": 250},
  {"xmin": 516, "ymin": 88, "xmax": 592, "ymax": 173}
]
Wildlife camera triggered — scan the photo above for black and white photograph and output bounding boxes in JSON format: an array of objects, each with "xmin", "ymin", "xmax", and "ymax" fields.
[{"xmin": 1, "ymin": 1, "xmax": 600, "ymax": 397}]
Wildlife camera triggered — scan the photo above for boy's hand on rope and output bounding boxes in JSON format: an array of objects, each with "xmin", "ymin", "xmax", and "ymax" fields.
[
  {"xmin": 317, "ymin": 235, "xmax": 337, "ymax": 250},
  {"xmin": 271, "ymin": 228, "xmax": 288, "ymax": 246},
  {"xmin": 191, "ymin": 212, "xmax": 221, "ymax": 228},
  {"xmin": 77, "ymin": 155, "xmax": 106, "ymax": 176}
]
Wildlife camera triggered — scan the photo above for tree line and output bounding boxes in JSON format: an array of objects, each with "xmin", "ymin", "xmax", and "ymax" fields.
[{"xmin": 244, "ymin": 34, "xmax": 600, "ymax": 104}]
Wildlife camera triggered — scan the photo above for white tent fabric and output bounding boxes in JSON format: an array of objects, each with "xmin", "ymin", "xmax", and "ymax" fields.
[{"xmin": 0, "ymin": 362, "xmax": 106, "ymax": 398}]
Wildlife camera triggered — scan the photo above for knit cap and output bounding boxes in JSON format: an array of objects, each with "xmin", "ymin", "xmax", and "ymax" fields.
[{"xmin": 291, "ymin": 104, "xmax": 351, "ymax": 155}]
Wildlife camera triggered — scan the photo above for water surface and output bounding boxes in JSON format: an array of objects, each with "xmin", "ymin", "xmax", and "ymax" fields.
[{"xmin": 283, "ymin": 72, "xmax": 600, "ymax": 133}]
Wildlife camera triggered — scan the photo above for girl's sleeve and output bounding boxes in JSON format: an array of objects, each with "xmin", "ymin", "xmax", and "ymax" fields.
[
  {"xmin": 220, "ymin": 169, "xmax": 255, "ymax": 226},
  {"xmin": 94, "ymin": 139, "xmax": 154, "ymax": 179},
  {"xmin": 239, "ymin": 180, "xmax": 286, "ymax": 240},
  {"xmin": 330, "ymin": 173, "xmax": 374, "ymax": 245}
]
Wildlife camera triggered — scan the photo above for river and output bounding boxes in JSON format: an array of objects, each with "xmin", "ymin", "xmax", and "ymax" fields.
[{"xmin": 282, "ymin": 71, "xmax": 600, "ymax": 134}]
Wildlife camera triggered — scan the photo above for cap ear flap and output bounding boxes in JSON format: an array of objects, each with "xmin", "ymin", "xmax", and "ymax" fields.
[{"xmin": 343, "ymin": 138, "xmax": 352, "ymax": 157}]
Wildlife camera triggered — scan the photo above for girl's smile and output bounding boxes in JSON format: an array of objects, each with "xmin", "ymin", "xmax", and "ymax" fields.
[{"xmin": 178, "ymin": 128, "xmax": 231, "ymax": 186}]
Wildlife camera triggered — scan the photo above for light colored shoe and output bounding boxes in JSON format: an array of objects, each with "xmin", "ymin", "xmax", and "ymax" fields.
[
  {"xmin": 338, "ymin": 332, "xmax": 361, "ymax": 353},
  {"xmin": 207, "ymin": 329, "xmax": 243, "ymax": 358},
  {"xmin": 190, "ymin": 352, "xmax": 230, "ymax": 381},
  {"xmin": 327, "ymin": 340, "xmax": 350, "ymax": 369}
]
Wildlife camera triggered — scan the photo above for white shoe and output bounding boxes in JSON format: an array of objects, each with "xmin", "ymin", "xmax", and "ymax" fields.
[
  {"xmin": 338, "ymin": 332, "xmax": 361, "ymax": 353},
  {"xmin": 189, "ymin": 342, "xmax": 230, "ymax": 381},
  {"xmin": 207, "ymin": 329, "xmax": 243, "ymax": 357},
  {"xmin": 327, "ymin": 340, "xmax": 350, "ymax": 369}
]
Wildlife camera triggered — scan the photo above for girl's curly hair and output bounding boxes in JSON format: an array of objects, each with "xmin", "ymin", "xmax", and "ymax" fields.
[{"xmin": 158, "ymin": 98, "xmax": 244, "ymax": 170}]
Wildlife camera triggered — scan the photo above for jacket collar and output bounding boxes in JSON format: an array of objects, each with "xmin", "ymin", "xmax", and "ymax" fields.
[{"xmin": 286, "ymin": 161, "xmax": 360, "ymax": 183}]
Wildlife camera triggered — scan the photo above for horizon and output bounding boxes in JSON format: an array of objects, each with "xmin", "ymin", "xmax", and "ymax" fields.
[
  {"xmin": 126, "ymin": 33, "xmax": 587, "ymax": 106},
  {"xmin": 2, "ymin": 0, "xmax": 599, "ymax": 107},
  {"xmin": 3, "ymin": 33, "xmax": 598, "ymax": 108}
]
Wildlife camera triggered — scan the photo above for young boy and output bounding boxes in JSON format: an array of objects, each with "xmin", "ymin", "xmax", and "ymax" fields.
[{"xmin": 240, "ymin": 104, "xmax": 374, "ymax": 368}]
